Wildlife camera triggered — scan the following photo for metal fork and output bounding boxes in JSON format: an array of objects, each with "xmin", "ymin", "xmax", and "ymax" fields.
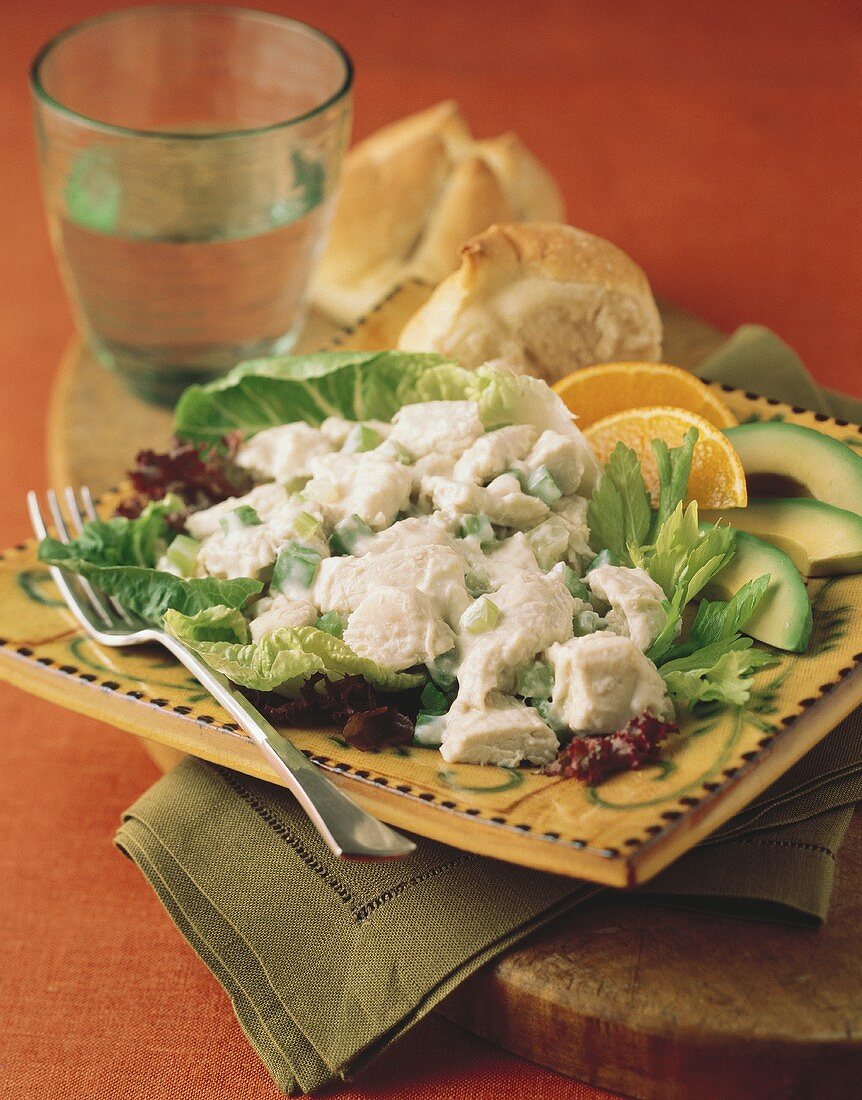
[{"xmin": 28, "ymin": 487, "xmax": 416, "ymax": 861}]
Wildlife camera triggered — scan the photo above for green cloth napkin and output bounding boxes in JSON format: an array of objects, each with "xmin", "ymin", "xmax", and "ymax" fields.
[
  {"xmin": 116, "ymin": 728, "xmax": 859, "ymax": 1095},
  {"xmin": 116, "ymin": 328, "xmax": 862, "ymax": 1094},
  {"xmin": 696, "ymin": 323, "xmax": 862, "ymax": 422}
]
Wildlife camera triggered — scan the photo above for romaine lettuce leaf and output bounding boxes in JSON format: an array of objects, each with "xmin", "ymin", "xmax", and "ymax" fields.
[
  {"xmin": 38, "ymin": 493, "xmax": 184, "ymax": 571},
  {"xmin": 163, "ymin": 603, "xmax": 251, "ymax": 644},
  {"xmin": 165, "ymin": 608, "xmax": 424, "ymax": 694},
  {"xmin": 174, "ymin": 351, "xmax": 472, "ymax": 441},
  {"xmin": 37, "ymin": 539, "xmax": 261, "ymax": 624},
  {"xmin": 173, "ymin": 353, "xmax": 600, "ymax": 490}
]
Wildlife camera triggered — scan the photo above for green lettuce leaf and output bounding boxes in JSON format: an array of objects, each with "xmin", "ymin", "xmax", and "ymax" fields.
[
  {"xmin": 174, "ymin": 351, "xmax": 473, "ymax": 441},
  {"xmin": 660, "ymin": 638, "xmax": 778, "ymax": 707},
  {"xmin": 165, "ymin": 610, "xmax": 424, "ymax": 695},
  {"xmin": 37, "ymin": 540, "xmax": 261, "ymax": 624},
  {"xmin": 38, "ymin": 493, "xmax": 184, "ymax": 571},
  {"xmin": 173, "ymin": 354, "xmax": 600, "ymax": 490},
  {"xmin": 162, "ymin": 604, "xmax": 251, "ymax": 644}
]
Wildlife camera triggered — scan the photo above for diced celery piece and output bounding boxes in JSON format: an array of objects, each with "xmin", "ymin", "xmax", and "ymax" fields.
[
  {"xmin": 504, "ymin": 467, "xmax": 527, "ymax": 489},
  {"xmin": 528, "ymin": 516, "xmax": 569, "ymax": 570},
  {"xmin": 294, "ymin": 510, "xmax": 322, "ymax": 539},
  {"xmin": 465, "ymin": 570, "xmax": 490, "ymax": 597},
  {"xmin": 315, "ymin": 611, "xmax": 344, "ymax": 638},
  {"xmin": 585, "ymin": 548, "xmax": 619, "ymax": 573},
  {"xmin": 516, "ymin": 660, "xmax": 553, "ymax": 701},
  {"xmin": 572, "ymin": 609, "xmax": 605, "ymax": 636},
  {"xmin": 219, "ymin": 504, "xmax": 262, "ymax": 534},
  {"xmin": 234, "ymin": 504, "xmax": 263, "ymax": 525},
  {"xmin": 330, "ymin": 514, "xmax": 373, "ymax": 556},
  {"xmin": 525, "ymin": 465, "xmax": 563, "ymax": 505},
  {"xmin": 413, "ymin": 713, "xmax": 445, "ymax": 747},
  {"xmin": 459, "ymin": 514, "xmax": 496, "ymax": 547},
  {"xmin": 427, "ymin": 649, "xmax": 458, "ymax": 690},
  {"xmin": 462, "ymin": 596, "xmax": 500, "ymax": 634},
  {"xmin": 342, "ymin": 424, "xmax": 382, "ymax": 454},
  {"xmin": 166, "ymin": 534, "xmax": 200, "ymax": 577},
  {"xmin": 560, "ymin": 563, "xmax": 589, "ymax": 601},
  {"xmin": 272, "ymin": 542, "xmax": 322, "ymax": 592}
]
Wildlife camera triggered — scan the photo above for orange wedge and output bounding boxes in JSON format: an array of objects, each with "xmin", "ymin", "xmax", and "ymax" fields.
[
  {"xmin": 584, "ymin": 406, "xmax": 748, "ymax": 509},
  {"xmin": 553, "ymin": 362, "xmax": 738, "ymax": 429}
]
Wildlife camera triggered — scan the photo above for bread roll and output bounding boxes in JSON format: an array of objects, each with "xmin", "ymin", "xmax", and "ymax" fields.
[
  {"xmin": 311, "ymin": 102, "xmax": 565, "ymax": 323},
  {"xmin": 397, "ymin": 222, "xmax": 662, "ymax": 382}
]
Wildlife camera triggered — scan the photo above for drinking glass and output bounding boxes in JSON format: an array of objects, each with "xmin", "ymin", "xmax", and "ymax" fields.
[{"xmin": 31, "ymin": 5, "xmax": 353, "ymax": 405}]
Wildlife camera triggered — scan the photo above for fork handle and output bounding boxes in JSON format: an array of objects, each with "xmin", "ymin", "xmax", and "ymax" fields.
[{"xmin": 158, "ymin": 634, "xmax": 416, "ymax": 860}]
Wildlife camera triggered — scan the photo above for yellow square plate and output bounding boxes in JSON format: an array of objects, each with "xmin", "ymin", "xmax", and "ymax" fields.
[{"xmin": 4, "ymin": 322, "xmax": 862, "ymax": 887}]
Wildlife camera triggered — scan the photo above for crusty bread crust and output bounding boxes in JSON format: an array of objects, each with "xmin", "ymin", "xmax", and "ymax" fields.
[
  {"xmin": 458, "ymin": 222, "xmax": 657, "ymax": 299},
  {"xmin": 398, "ymin": 223, "xmax": 663, "ymax": 382},
  {"xmin": 311, "ymin": 104, "xmax": 565, "ymax": 324}
]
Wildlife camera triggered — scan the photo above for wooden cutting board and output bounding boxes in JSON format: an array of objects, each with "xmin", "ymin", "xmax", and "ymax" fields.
[{"xmin": 47, "ymin": 297, "xmax": 861, "ymax": 1098}]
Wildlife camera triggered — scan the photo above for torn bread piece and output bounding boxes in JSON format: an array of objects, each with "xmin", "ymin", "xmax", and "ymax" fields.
[
  {"xmin": 398, "ymin": 222, "xmax": 662, "ymax": 383},
  {"xmin": 311, "ymin": 102, "xmax": 565, "ymax": 323}
]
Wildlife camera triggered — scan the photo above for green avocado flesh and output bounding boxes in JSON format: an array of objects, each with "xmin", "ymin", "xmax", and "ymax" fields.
[
  {"xmin": 703, "ymin": 529, "xmax": 812, "ymax": 653},
  {"xmin": 724, "ymin": 422, "xmax": 862, "ymax": 517},
  {"xmin": 703, "ymin": 498, "xmax": 862, "ymax": 577}
]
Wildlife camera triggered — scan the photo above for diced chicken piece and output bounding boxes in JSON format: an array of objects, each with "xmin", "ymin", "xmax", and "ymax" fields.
[
  {"xmin": 344, "ymin": 587, "xmax": 455, "ymax": 672},
  {"xmin": 319, "ymin": 418, "xmax": 354, "ymax": 447},
  {"xmin": 249, "ymin": 594, "xmax": 318, "ymax": 641},
  {"xmin": 425, "ymin": 473, "xmax": 549, "ymax": 530},
  {"xmin": 235, "ymin": 423, "xmax": 333, "ymax": 483},
  {"xmin": 587, "ymin": 564, "xmax": 670, "ymax": 651},
  {"xmin": 453, "ymin": 425, "xmax": 538, "ymax": 485},
  {"xmin": 440, "ymin": 694, "xmax": 558, "ymax": 766},
  {"xmin": 522, "ymin": 430, "xmax": 585, "ymax": 494},
  {"xmin": 185, "ymin": 483, "xmax": 289, "ymax": 540},
  {"xmin": 457, "ymin": 573, "xmax": 575, "ymax": 707},
  {"xmin": 547, "ymin": 633, "xmax": 673, "ymax": 735},
  {"xmin": 313, "ymin": 545, "xmax": 471, "ymax": 626},
  {"xmin": 412, "ymin": 452, "xmax": 458, "ymax": 482},
  {"xmin": 483, "ymin": 533, "xmax": 540, "ymax": 588},
  {"xmin": 307, "ymin": 453, "xmax": 413, "ymax": 530},
  {"xmin": 198, "ymin": 525, "xmax": 281, "ymax": 580},
  {"xmin": 388, "ymin": 401, "xmax": 484, "ymax": 460},
  {"xmin": 551, "ymin": 497, "xmax": 593, "ymax": 563},
  {"xmin": 195, "ymin": 499, "xmax": 327, "ymax": 581},
  {"xmin": 354, "ymin": 516, "xmax": 458, "ymax": 557}
]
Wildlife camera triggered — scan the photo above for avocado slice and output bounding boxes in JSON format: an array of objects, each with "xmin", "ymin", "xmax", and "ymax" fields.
[
  {"xmin": 703, "ymin": 498, "xmax": 862, "ymax": 577},
  {"xmin": 702, "ymin": 528, "xmax": 812, "ymax": 652},
  {"xmin": 724, "ymin": 422, "xmax": 862, "ymax": 517}
]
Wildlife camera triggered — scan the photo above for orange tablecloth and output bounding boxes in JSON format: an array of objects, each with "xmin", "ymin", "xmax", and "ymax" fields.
[{"xmin": 2, "ymin": 2, "xmax": 860, "ymax": 1097}]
